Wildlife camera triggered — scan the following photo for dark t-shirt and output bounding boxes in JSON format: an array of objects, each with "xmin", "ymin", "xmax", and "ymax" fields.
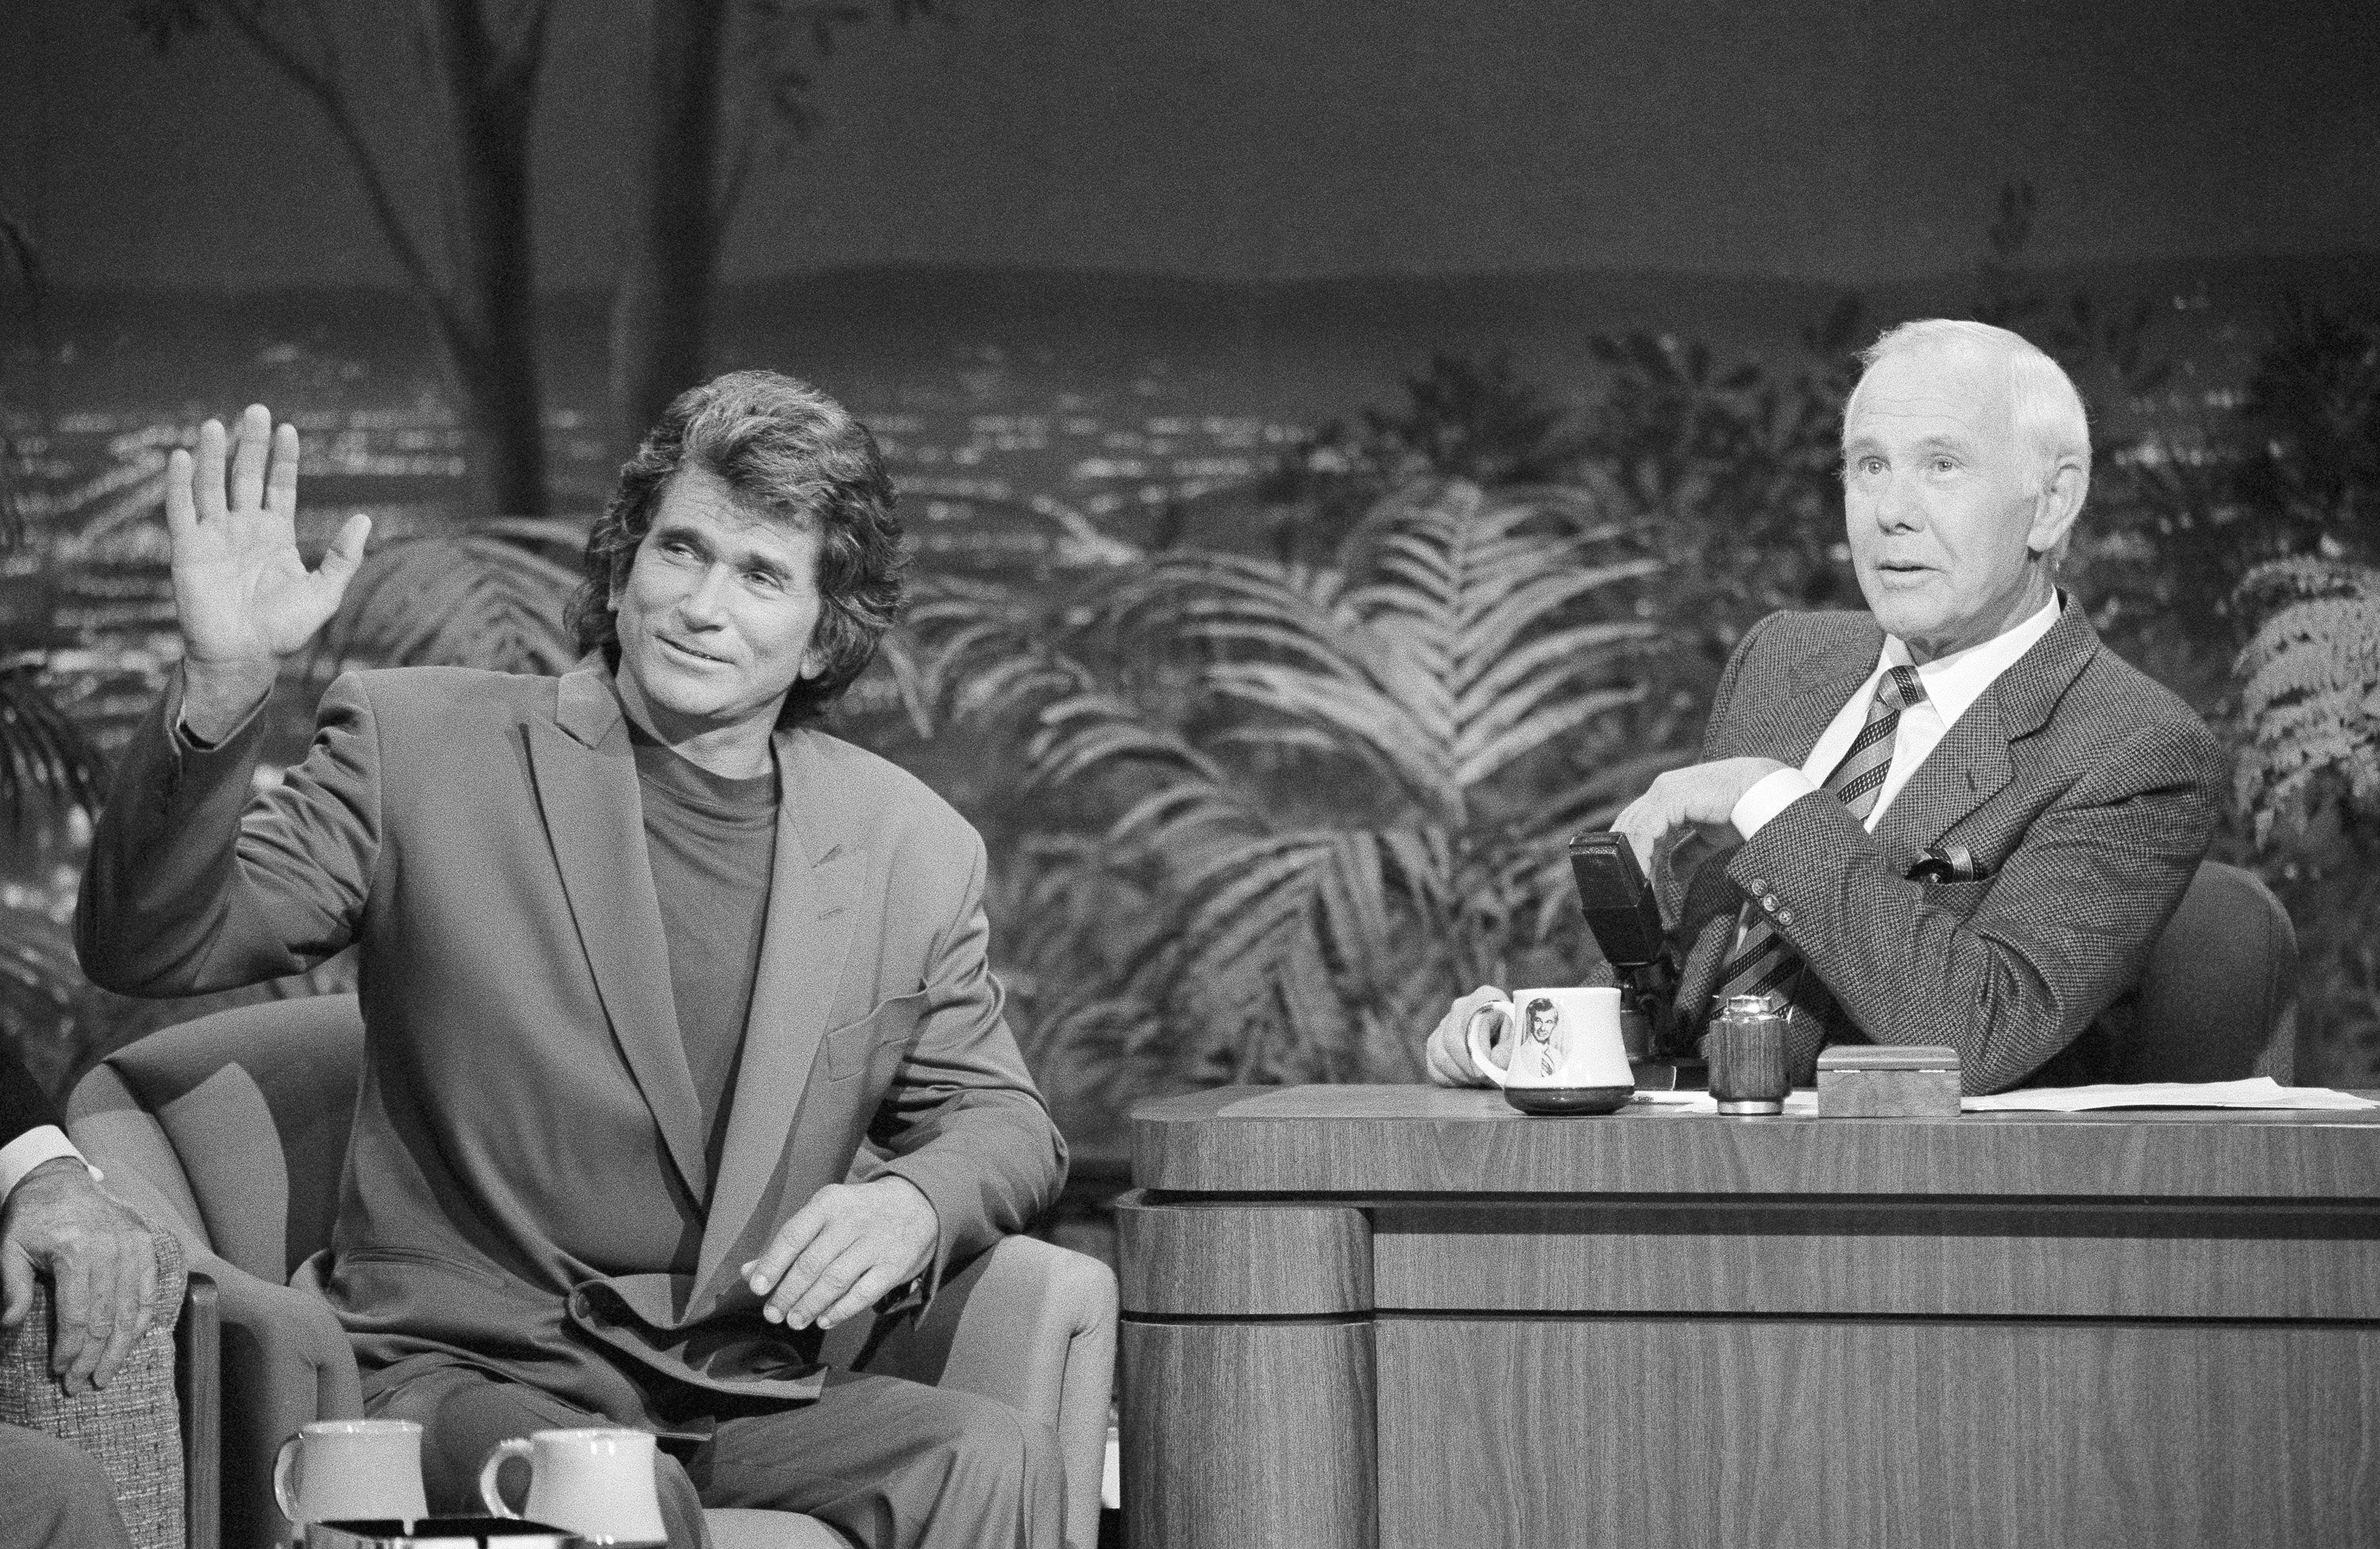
[{"xmin": 629, "ymin": 727, "xmax": 778, "ymax": 1186}]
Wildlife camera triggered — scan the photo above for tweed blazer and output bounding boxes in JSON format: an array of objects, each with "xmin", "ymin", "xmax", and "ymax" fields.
[
  {"xmin": 1668, "ymin": 605, "xmax": 2223, "ymax": 1094},
  {"xmin": 76, "ymin": 662, "xmax": 1065, "ymax": 1420}
]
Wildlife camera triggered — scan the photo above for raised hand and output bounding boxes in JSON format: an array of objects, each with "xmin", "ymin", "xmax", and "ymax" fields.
[{"xmin": 167, "ymin": 404, "xmax": 370, "ymax": 740}]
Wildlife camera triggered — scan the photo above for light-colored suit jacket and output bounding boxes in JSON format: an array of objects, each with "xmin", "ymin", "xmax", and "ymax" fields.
[
  {"xmin": 1667, "ymin": 605, "xmax": 2224, "ymax": 1094},
  {"xmin": 77, "ymin": 662, "xmax": 1066, "ymax": 1420}
]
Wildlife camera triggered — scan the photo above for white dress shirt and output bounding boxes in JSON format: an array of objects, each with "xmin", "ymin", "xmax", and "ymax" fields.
[
  {"xmin": 1731, "ymin": 593, "xmax": 2064, "ymax": 840},
  {"xmin": 0, "ymin": 1124, "xmax": 92, "ymax": 1202}
]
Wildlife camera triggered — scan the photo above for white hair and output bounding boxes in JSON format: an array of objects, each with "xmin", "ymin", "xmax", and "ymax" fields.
[{"xmin": 1848, "ymin": 319, "xmax": 2092, "ymax": 500}]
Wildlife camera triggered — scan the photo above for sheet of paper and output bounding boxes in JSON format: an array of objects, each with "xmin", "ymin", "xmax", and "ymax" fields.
[
  {"xmin": 1960, "ymin": 1077, "xmax": 2378, "ymax": 1113},
  {"xmin": 1628, "ymin": 1078, "xmax": 2378, "ymax": 1114}
]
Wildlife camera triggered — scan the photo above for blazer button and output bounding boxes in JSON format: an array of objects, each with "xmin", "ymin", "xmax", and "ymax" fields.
[
  {"xmin": 1749, "ymin": 878, "xmax": 1770, "ymax": 893},
  {"xmin": 1760, "ymin": 894, "xmax": 1779, "ymax": 911},
  {"xmin": 1776, "ymin": 908, "xmax": 1795, "ymax": 925}
]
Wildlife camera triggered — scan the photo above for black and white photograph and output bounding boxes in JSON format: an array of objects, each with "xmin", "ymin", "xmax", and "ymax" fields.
[{"xmin": 4, "ymin": 2, "xmax": 2378, "ymax": 1546}]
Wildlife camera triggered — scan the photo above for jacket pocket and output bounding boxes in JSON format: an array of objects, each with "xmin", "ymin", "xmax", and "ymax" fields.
[
  {"xmin": 338, "ymin": 1243, "xmax": 509, "ymax": 1291},
  {"xmin": 823, "ymin": 990, "xmax": 929, "ymax": 1081}
]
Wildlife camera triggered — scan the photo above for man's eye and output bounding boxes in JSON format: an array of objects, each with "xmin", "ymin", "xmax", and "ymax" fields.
[
  {"xmin": 1930, "ymin": 456, "xmax": 1959, "ymax": 475},
  {"xmin": 745, "ymin": 570, "xmax": 782, "ymax": 590}
]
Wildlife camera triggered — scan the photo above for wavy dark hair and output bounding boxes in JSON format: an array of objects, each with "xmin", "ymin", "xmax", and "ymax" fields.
[{"xmin": 568, "ymin": 370, "xmax": 905, "ymax": 728}]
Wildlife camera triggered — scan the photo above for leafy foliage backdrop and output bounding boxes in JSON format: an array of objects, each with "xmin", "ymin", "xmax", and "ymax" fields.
[
  {"xmin": 894, "ymin": 479, "xmax": 1668, "ymax": 1131},
  {"xmin": 4, "ymin": 190, "xmax": 2379, "ymax": 1122}
]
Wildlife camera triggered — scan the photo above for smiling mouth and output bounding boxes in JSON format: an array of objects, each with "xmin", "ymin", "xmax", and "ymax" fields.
[{"xmin": 658, "ymin": 636, "xmax": 731, "ymax": 666}]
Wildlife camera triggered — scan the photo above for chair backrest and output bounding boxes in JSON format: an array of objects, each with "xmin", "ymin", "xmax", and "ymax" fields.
[
  {"xmin": 67, "ymin": 995, "xmax": 366, "ymax": 1285},
  {"xmin": 2107, "ymin": 861, "xmax": 2298, "ymax": 1084}
]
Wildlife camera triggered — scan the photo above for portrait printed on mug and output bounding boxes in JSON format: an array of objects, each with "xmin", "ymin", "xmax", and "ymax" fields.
[{"xmin": 1522, "ymin": 996, "xmax": 1565, "ymax": 1079}]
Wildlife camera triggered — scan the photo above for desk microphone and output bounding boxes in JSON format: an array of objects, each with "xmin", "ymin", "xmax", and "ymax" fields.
[{"xmin": 1566, "ymin": 831, "xmax": 1700, "ymax": 1087}]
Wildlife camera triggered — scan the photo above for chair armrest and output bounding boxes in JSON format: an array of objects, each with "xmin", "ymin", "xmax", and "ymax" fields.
[
  {"xmin": 200, "ymin": 1249, "xmax": 363, "ymax": 1549},
  {"xmin": 0, "ymin": 1232, "xmax": 189, "ymax": 1549},
  {"xmin": 58, "ymin": 1136, "xmax": 360, "ymax": 1549},
  {"xmin": 179, "ymin": 1270, "xmax": 221, "ymax": 1549},
  {"xmin": 827, "ymin": 1236, "xmax": 1117, "ymax": 1549}
]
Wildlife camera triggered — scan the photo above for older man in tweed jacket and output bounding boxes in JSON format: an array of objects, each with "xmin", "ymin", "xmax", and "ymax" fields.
[{"xmin": 1429, "ymin": 319, "xmax": 2222, "ymax": 1095}]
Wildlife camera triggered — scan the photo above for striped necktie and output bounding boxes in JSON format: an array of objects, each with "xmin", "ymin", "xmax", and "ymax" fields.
[{"xmin": 1705, "ymin": 664, "xmax": 1927, "ymax": 1021}]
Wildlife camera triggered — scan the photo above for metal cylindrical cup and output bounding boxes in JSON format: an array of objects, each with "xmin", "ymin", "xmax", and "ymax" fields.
[
  {"xmin": 1710, "ymin": 994, "xmax": 1789, "ymax": 1115},
  {"xmin": 1617, "ymin": 1007, "xmax": 1653, "ymax": 1061}
]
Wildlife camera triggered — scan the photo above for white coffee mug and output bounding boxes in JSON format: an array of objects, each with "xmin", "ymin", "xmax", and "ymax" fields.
[
  {"xmin": 480, "ymin": 1428, "xmax": 668, "ymax": 1546},
  {"xmin": 1465, "ymin": 986, "xmax": 1634, "ymax": 1113},
  {"xmin": 272, "ymin": 1418, "xmax": 429, "ymax": 1527}
]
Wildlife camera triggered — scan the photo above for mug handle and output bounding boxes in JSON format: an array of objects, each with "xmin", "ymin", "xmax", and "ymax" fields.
[
  {"xmin": 478, "ymin": 1438, "xmax": 535, "ymax": 1518},
  {"xmin": 271, "ymin": 1433, "xmax": 304, "ymax": 1524},
  {"xmin": 1464, "ymin": 1001, "xmax": 1517, "ymax": 1088}
]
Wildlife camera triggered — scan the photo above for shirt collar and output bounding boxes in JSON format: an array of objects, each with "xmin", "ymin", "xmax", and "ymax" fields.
[{"xmin": 1877, "ymin": 590, "xmax": 2064, "ymax": 730}]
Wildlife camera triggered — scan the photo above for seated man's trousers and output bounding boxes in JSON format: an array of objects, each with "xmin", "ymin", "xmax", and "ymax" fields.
[
  {"xmin": 369, "ymin": 1355, "xmax": 1063, "ymax": 1549},
  {"xmin": 0, "ymin": 1422, "xmax": 136, "ymax": 1549}
]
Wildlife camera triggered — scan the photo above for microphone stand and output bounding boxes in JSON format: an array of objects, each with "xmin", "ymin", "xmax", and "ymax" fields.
[{"xmin": 1610, "ymin": 953, "xmax": 1706, "ymax": 1091}]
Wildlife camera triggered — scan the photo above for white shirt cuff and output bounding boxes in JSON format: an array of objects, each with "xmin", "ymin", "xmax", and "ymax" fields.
[
  {"xmin": 0, "ymin": 1126, "xmax": 97, "ymax": 1204},
  {"xmin": 1732, "ymin": 767, "xmax": 1821, "ymax": 840}
]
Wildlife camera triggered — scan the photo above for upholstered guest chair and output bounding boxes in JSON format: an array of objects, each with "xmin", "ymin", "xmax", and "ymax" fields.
[
  {"xmin": 67, "ymin": 994, "xmax": 1118, "ymax": 1549},
  {"xmin": 0, "ymin": 1229, "xmax": 219, "ymax": 1549},
  {"xmin": 2109, "ymin": 859, "xmax": 2301, "ymax": 1082}
]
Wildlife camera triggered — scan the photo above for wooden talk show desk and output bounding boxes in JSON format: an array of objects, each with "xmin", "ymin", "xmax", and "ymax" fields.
[{"xmin": 1116, "ymin": 1085, "xmax": 2380, "ymax": 1549}]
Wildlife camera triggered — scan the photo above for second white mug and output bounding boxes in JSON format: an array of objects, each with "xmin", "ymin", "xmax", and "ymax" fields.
[
  {"xmin": 1465, "ymin": 986, "xmax": 1635, "ymax": 1113},
  {"xmin": 480, "ymin": 1427, "xmax": 669, "ymax": 1547}
]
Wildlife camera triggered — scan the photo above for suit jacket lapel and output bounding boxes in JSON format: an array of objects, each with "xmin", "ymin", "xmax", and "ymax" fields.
[
  {"xmin": 1872, "ymin": 601, "xmax": 2099, "ymax": 859},
  {"xmin": 1871, "ymin": 694, "xmax": 2014, "ymax": 863},
  {"xmin": 528, "ymin": 665, "xmax": 710, "ymax": 1204},
  {"xmin": 694, "ymin": 729, "xmax": 867, "ymax": 1301}
]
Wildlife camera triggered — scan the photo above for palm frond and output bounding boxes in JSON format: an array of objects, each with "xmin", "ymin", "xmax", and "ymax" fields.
[
  {"xmin": 1456, "ymin": 684, "xmax": 1648, "ymax": 790},
  {"xmin": 914, "ymin": 472, "xmax": 1691, "ymax": 1090},
  {"xmin": 1025, "ymin": 690, "xmax": 1231, "ymax": 791},
  {"xmin": 0, "ymin": 659, "xmax": 107, "ymax": 832},
  {"xmin": 310, "ymin": 526, "xmax": 581, "ymax": 678},
  {"xmin": 1203, "ymin": 661, "xmax": 1453, "ymax": 809},
  {"xmin": 2233, "ymin": 557, "xmax": 2380, "ymax": 840}
]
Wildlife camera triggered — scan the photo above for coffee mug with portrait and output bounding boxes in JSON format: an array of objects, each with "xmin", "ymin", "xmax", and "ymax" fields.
[{"xmin": 1465, "ymin": 986, "xmax": 1634, "ymax": 1113}]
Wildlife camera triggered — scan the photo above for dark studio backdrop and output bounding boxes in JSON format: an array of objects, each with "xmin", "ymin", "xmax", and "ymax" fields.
[{"xmin": 5, "ymin": 0, "xmax": 2379, "ymax": 1158}]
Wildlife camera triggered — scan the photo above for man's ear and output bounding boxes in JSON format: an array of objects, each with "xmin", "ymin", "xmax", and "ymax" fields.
[{"xmin": 2027, "ymin": 456, "xmax": 2088, "ymax": 558}]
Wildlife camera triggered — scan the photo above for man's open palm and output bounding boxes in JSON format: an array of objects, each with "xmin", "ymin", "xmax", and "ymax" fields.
[{"xmin": 168, "ymin": 404, "xmax": 370, "ymax": 670}]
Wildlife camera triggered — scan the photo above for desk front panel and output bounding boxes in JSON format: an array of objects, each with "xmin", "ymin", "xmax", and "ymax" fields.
[
  {"xmin": 1121, "ymin": 1091, "xmax": 2380, "ymax": 1549},
  {"xmin": 1374, "ymin": 1316, "xmax": 2380, "ymax": 1549}
]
